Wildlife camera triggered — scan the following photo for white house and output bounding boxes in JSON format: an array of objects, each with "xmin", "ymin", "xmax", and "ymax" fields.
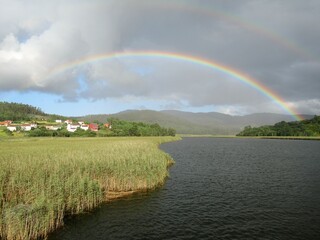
[
  {"xmin": 46, "ymin": 125, "xmax": 60, "ymax": 131},
  {"xmin": 7, "ymin": 126, "xmax": 17, "ymax": 131},
  {"xmin": 64, "ymin": 119, "xmax": 73, "ymax": 124},
  {"xmin": 78, "ymin": 121, "xmax": 85, "ymax": 125},
  {"xmin": 67, "ymin": 124, "xmax": 80, "ymax": 132},
  {"xmin": 55, "ymin": 119, "xmax": 62, "ymax": 123},
  {"xmin": 30, "ymin": 123, "xmax": 37, "ymax": 128},
  {"xmin": 21, "ymin": 124, "xmax": 32, "ymax": 131},
  {"xmin": 80, "ymin": 124, "xmax": 89, "ymax": 131}
]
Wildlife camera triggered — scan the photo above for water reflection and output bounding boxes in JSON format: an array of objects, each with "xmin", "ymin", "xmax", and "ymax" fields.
[{"xmin": 49, "ymin": 138, "xmax": 320, "ymax": 240}]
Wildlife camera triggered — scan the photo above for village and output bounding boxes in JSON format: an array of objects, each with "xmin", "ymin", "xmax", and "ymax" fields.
[{"xmin": 0, "ymin": 119, "xmax": 111, "ymax": 132}]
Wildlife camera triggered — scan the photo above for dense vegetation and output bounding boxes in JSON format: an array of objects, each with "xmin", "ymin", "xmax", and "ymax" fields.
[
  {"xmin": 0, "ymin": 137, "xmax": 179, "ymax": 240},
  {"xmin": 79, "ymin": 110, "xmax": 241, "ymax": 135},
  {"xmin": 107, "ymin": 118, "xmax": 176, "ymax": 137},
  {"xmin": 26, "ymin": 127, "xmax": 97, "ymax": 137},
  {"xmin": 237, "ymin": 115, "xmax": 320, "ymax": 137},
  {"xmin": 80, "ymin": 110, "xmax": 313, "ymax": 135},
  {"xmin": 0, "ymin": 101, "xmax": 176, "ymax": 137},
  {"xmin": 18, "ymin": 119, "xmax": 175, "ymax": 137},
  {"xmin": 0, "ymin": 102, "xmax": 45, "ymax": 121}
]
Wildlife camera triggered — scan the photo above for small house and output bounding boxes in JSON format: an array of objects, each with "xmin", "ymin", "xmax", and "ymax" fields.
[
  {"xmin": 0, "ymin": 120, "xmax": 12, "ymax": 126},
  {"xmin": 21, "ymin": 124, "xmax": 32, "ymax": 131},
  {"xmin": 89, "ymin": 123, "xmax": 99, "ymax": 132},
  {"xmin": 46, "ymin": 125, "xmax": 59, "ymax": 131},
  {"xmin": 80, "ymin": 124, "xmax": 89, "ymax": 131},
  {"xmin": 7, "ymin": 125, "xmax": 17, "ymax": 132},
  {"xmin": 64, "ymin": 119, "xmax": 73, "ymax": 124},
  {"xmin": 67, "ymin": 124, "xmax": 80, "ymax": 132}
]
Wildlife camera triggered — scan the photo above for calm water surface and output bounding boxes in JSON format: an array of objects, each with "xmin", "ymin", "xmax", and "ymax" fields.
[{"xmin": 49, "ymin": 138, "xmax": 320, "ymax": 239}]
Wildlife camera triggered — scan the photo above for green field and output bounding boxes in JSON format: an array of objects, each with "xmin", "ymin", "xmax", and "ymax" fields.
[{"xmin": 0, "ymin": 136, "xmax": 179, "ymax": 239}]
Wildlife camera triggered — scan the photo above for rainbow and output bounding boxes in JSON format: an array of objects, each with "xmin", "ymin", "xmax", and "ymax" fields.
[{"xmin": 47, "ymin": 50, "xmax": 303, "ymax": 121}]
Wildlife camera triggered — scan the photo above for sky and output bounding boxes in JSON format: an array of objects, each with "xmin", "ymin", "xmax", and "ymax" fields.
[{"xmin": 0, "ymin": 0, "xmax": 319, "ymax": 117}]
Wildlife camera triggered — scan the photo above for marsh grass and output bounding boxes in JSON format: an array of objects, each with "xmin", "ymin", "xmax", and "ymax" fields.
[{"xmin": 0, "ymin": 136, "xmax": 178, "ymax": 239}]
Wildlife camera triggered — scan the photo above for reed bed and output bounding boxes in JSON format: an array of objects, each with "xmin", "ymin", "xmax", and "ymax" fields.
[{"xmin": 0, "ymin": 136, "xmax": 179, "ymax": 240}]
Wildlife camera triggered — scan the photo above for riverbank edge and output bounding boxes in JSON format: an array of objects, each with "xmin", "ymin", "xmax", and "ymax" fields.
[
  {"xmin": 178, "ymin": 134, "xmax": 320, "ymax": 141},
  {"xmin": 1, "ymin": 137, "xmax": 181, "ymax": 240},
  {"xmin": 105, "ymin": 159, "xmax": 176, "ymax": 201},
  {"xmin": 51, "ymin": 137, "xmax": 180, "ymax": 236}
]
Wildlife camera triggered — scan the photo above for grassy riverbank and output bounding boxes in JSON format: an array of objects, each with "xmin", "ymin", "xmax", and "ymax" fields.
[
  {"xmin": 234, "ymin": 136, "xmax": 320, "ymax": 140},
  {"xmin": 0, "ymin": 136, "xmax": 179, "ymax": 240},
  {"xmin": 255, "ymin": 136, "xmax": 320, "ymax": 140},
  {"xmin": 178, "ymin": 134, "xmax": 236, "ymax": 138},
  {"xmin": 179, "ymin": 134, "xmax": 320, "ymax": 141}
]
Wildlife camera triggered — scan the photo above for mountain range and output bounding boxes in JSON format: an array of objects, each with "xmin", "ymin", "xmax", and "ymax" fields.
[{"xmin": 78, "ymin": 110, "xmax": 313, "ymax": 135}]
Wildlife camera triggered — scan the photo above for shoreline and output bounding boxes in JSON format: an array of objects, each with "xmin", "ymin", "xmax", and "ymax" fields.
[
  {"xmin": 106, "ymin": 190, "xmax": 141, "ymax": 201},
  {"xmin": 106, "ymin": 156, "xmax": 176, "ymax": 201},
  {"xmin": 0, "ymin": 136, "xmax": 180, "ymax": 240},
  {"xmin": 237, "ymin": 136, "xmax": 320, "ymax": 141},
  {"xmin": 178, "ymin": 134, "xmax": 320, "ymax": 141}
]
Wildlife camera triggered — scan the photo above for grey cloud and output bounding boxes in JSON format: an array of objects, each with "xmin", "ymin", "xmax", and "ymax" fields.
[
  {"xmin": 79, "ymin": 59, "xmax": 267, "ymax": 109},
  {"xmin": 0, "ymin": 0, "xmax": 320, "ymax": 115},
  {"xmin": 295, "ymin": 99, "xmax": 320, "ymax": 115}
]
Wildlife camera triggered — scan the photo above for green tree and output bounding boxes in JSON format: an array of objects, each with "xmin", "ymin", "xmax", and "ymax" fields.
[{"xmin": 237, "ymin": 116, "xmax": 320, "ymax": 137}]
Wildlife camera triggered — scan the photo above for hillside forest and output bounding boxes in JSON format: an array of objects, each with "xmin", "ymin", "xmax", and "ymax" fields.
[
  {"xmin": 237, "ymin": 116, "xmax": 320, "ymax": 137},
  {"xmin": 0, "ymin": 102, "xmax": 176, "ymax": 137}
]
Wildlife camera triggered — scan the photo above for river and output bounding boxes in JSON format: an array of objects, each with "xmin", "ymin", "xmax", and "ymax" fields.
[{"xmin": 49, "ymin": 138, "xmax": 320, "ymax": 239}]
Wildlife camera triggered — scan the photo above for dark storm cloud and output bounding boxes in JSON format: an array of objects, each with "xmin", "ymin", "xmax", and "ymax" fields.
[{"xmin": 0, "ymin": 0, "xmax": 319, "ymax": 114}]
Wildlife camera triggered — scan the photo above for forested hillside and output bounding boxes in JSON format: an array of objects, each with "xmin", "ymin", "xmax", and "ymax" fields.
[
  {"xmin": 0, "ymin": 102, "xmax": 176, "ymax": 137},
  {"xmin": 1, "ymin": 101, "xmax": 316, "ymax": 136},
  {"xmin": 237, "ymin": 116, "xmax": 320, "ymax": 136},
  {"xmin": 0, "ymin": 102, "xmax": 46, "ymax": 121},
  {"xmin": 79, "ymin": 110, "xmax": 313, "ymax": 135},
  {"xmin": 108, "ymin": 118, "xmax": 176, "ymax": 136}
]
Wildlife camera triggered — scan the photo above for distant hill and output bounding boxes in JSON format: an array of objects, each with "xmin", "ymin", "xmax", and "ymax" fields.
[
  {"xmin": 2, "ymin": 101, "xmax": 313, "ymax": 135},
  {"xmin": 0, "ymin": 102, "xmax": 67, "ymax": 122},
  {"xmin": 0, "ymin": 102, "xmax": 46, "ymax": 121},
  {"xmin": 79, "ymin": 110, "xmax": 314, "ymax": 135}
]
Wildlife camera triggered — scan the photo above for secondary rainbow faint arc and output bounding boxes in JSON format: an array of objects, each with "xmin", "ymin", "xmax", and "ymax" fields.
[
  {"xmin": 139, "ymin": 1, "xmax": 316, "ymax": 62},
  {"xmin": 176, "ymin": 4, "xmax": 315, "ymax": 61},
  {"xmin": 47, "ymin": 50, "xmax": 303, "ymax": 121}
]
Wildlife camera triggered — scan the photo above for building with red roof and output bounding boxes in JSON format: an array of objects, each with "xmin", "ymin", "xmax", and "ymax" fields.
[{"xmin": 89, "ymin": 123, "xmax": 99, "ymax": 132}]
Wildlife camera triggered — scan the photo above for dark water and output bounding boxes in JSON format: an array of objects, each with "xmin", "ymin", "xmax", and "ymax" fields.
[{"xmin": 49, "ymin": 138, "xmax": 320, "ymax": 239}]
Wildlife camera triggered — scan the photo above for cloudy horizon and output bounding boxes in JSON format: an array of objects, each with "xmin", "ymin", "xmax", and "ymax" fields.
[{"xmin": 0, "ymin": 0, "xmax": 319, "ymax": 117}]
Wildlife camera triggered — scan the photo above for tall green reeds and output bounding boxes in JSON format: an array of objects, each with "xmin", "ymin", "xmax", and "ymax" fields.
[{"xmin": 0, "ymin": 136, "xmax": 178, "ymax": 239}]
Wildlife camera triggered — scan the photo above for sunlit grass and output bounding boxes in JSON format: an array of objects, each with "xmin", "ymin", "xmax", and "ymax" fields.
[{"xmin": 0, "ymin": 136, "xmax": 179, "ymax": 239}]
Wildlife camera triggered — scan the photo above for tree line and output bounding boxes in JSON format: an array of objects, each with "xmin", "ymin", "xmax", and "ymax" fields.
[
  {"xmin": 0, "ymin": 102, "xmax": 45, "ymax": 121},
  {"xmin": 0, "ymin": 102, "xmax": 176, "ymax": 137},
  {"xmin": 107, "ymin": 118, "xmax": 176, "ymax": 137},
  {"xmin": 237, "ymin": 115, "xmax": 320, "ymax": 137},
  {"xmin": 24, "ymin": 118, "xmax": 176, "ymax": 137}
]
